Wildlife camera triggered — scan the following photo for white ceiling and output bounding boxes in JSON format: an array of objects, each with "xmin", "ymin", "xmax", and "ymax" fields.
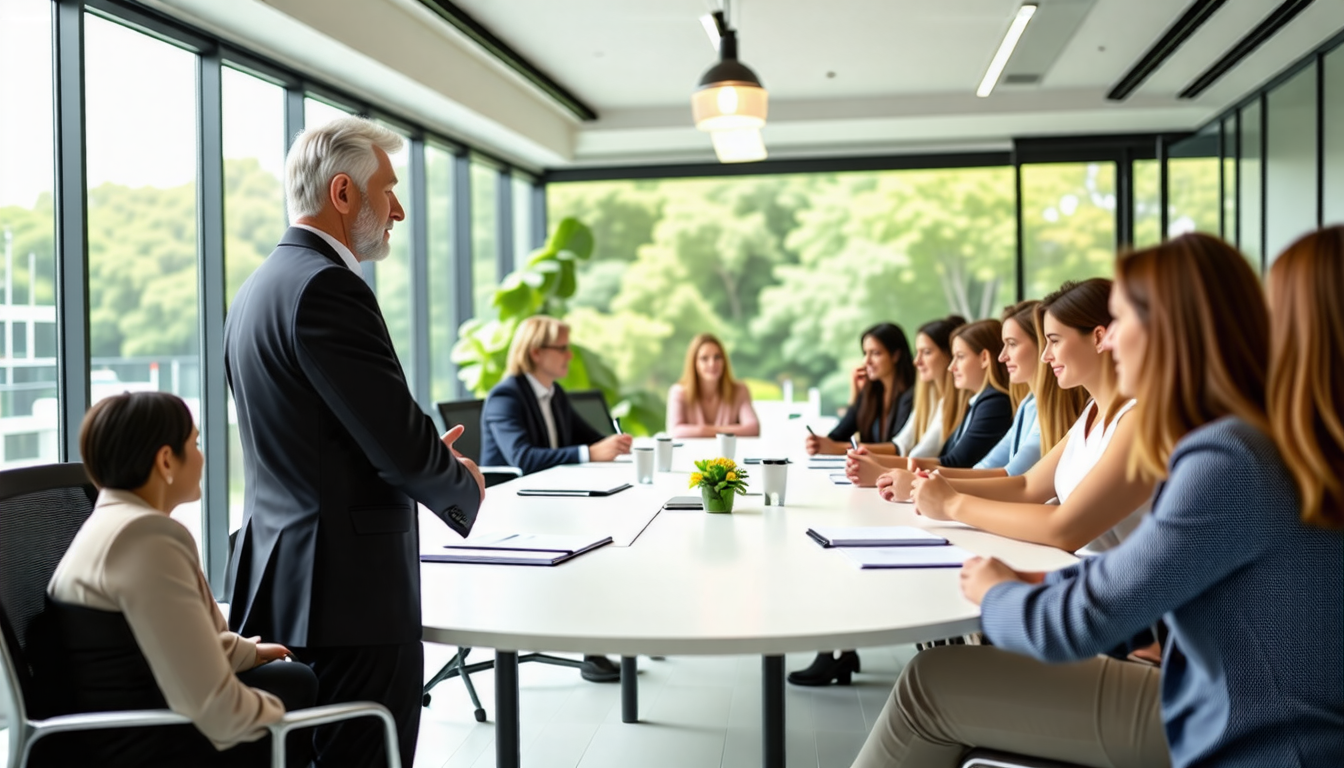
[{"xmin": 149, "ymin": 0, "xmax": 1344, "ymax": 169}]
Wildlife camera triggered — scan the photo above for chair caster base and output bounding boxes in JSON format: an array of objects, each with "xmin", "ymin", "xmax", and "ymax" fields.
[
  {"xmin": 474, "ymin": 708, "xmax": 487, "ymax": 722},
  {"xmin": 422, "ymin": 693, "xmax": 432, "ymax": 707}
]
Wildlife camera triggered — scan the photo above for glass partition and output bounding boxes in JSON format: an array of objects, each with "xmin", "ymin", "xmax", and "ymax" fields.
[
  {"xmin": 1265, "ymin": 63, "xmax": 1318, "ymax": 263},
  {"xmin": 1167, "ymin": 126, "xmax": 1221, "ymax": 239},
  {"xmin": 1239, "ymin": 99, "xmax": 1264, "ymax": 270},
  {"xmin": 1222, "ymin": 117, "xmax": 1237, "ymax": 242},
  {"xmin": 1324, "ymin": 47, "xmax": 1344, "ymax": 225}
]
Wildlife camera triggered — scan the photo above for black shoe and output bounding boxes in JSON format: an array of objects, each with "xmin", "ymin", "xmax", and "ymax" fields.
[
  {"xmin": 580, "ymin": 655, "xmax": 621, "ymax": 683},
  {"xmin": 787, "ymin": 651, "xmax": 860, "ymax": 687}
]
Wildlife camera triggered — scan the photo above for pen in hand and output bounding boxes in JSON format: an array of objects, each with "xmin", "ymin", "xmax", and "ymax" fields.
[
  {"xmin": 612, "ymin": 417, "xmax": 623, "ymax": 435},
  {"xmin": 850, "ymin": 435, "xmax": 860, "ymax": 451},
  {"xmin": 806, "ymin": 425, "xmax": 817, "ymax": 436}
]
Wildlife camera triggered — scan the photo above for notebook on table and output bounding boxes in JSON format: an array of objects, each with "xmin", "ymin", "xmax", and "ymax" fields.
[
  {"xmin": 807, "ymin": 456, "xmax": 847, "ymax": 469},
  {"xmin": 421, "ymin": 533, "xmax": 613, "ymax": 566},
  {"xmin": 516, "ymin": 482, "xmax": 632, "ymax": 497},
  {"xmin": 839, "ymin": 545, "xmax": 974, "ymax": 569},
  {"xmin": 806, "ymin": 526, "xmax": 949, "ymax": 548}
]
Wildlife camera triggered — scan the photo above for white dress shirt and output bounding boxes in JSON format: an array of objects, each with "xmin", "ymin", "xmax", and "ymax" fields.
[
  {"xmin": 525, "ymin": 373, "xmax": 590, "ymax": 463},
  {"xmin": 293, "ymin": 223, "xmax": 362, "ymax": 273}
]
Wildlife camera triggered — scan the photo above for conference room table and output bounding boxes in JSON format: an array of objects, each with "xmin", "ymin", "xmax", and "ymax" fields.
[{"xmin": 418, "ymin": 438, "xmax": 1077, "ymax": 768}]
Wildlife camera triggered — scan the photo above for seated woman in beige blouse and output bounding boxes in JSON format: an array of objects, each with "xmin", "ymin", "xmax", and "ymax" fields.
[
  {"xmin": 667, "ymin": 333, "xmax": 760, "ymax": 438},
  {"xmin": 33, "ymin": 391, "xmax": 314, "ymax": 768}
]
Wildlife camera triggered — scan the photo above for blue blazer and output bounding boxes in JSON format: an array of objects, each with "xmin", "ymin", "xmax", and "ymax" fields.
[
  {"xmin": 224, "ymin": 227, "xmax": 481, "ymax": 648},
  {"xmin": 480, "ymin": 374, "xmax": 605, "ymax": 475},
  {"xmin": 938, "ymin": 387, "xmax": 1012, "ymax": 468}
]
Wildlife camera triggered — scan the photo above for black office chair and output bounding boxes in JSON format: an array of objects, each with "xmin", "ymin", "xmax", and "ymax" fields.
[
  {"xmin": 436, "ymin": 398, "xmax": 522, "ymax": 488},
  {"xmin": 0, "ymin": 463, "xmax": 400, "ymax": 768},
  {"xmin": 960, "ymin": 749, "xmax": 1086, "ymax": 768},
  {"xmin": 567, "ymin": 389, "xmax": 616, "ymax": 437},
  {"xmin": 423, "ymin": 400, "xmax": 592, "ymax": 721}
]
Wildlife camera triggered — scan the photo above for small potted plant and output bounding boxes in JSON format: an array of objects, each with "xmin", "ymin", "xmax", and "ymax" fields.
[{"xmin": 690, "ymin": 458, "xmax": 749, "ymax": 513}]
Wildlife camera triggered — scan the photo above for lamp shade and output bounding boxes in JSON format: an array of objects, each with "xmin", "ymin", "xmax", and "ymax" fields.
[
  {"xmin": 692, "ymin": 32, "xmax": 768, "ymax": 132},
  {"xmin": 710, "ymin": 127, "xmax": 767, "ymax": 163}
]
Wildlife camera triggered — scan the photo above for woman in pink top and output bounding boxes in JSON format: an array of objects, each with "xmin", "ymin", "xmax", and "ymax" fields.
[{"xmin": 667, "ymin": 333, "xmax": 760, "ymax": 438}]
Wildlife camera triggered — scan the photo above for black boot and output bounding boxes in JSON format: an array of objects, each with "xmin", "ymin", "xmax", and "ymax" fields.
[{"xmin": 786, "ymin": 651, "xmax": 860, "ymax": 686}]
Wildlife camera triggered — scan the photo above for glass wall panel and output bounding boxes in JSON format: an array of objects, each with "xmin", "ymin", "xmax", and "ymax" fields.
[
  {"xmin": 304, "ymin": 96, "xmax": 352, "ymax": 128},
  {"xmin": 1022, "ymin": 162, "xmax": 1117, "ymax": 300},
  {"xmin": 548, "ymin": 167, "xmax": 1016, "ymax": 418},
  {"xmin": 1324, "ymin": 47, "xmax": 1344, "ymax": 225},
  {"xmin": 1132, "ymin": 159, "xmax": 1161, "ymax": 248},
  {"xmin": 222, "ymin": 66, "xmax": 286, "ymax": 531},
  {"xmin": 1239, "ymin": 100, "xmax": 1264, "ymax": 270},
  {"xmin": 427, "ymin": 144, "xmax": 455, "ymax": 404},
  {"xmin": 374, "ymin": 125, "xmax": 414, "ymax": 377},
  {"xmin": 1265, "ymin": 64, "xmax": 1318, "ymax": 262},
  {"xmin": 1223, "ymin": 117, "xmax": 1238, "ymax": 242},
  {"xmin": 471, "ymin": 160, "xmax": 499, "ymax": 314},
  {"xmin": 85, "ymin": 15, "xmax": 202, "ymax": 541},
  {"xmin": 513, "ymin": 174, "xmax": 535, "ymax": 263},
  {"xmin": 0, "ymin": 0, "xmax": 58, "ymax": 470},
  {"xmin": 1168, "ymin": 126, "xmax": 1221, "ymax": 238}
]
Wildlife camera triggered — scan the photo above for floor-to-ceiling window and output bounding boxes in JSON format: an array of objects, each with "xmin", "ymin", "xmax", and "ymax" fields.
[
  {"xmin": 470, "ymin": 158, "xmax": 499, "ymax": 317},
  {"xmin": 374, "ymin": 123, "xmax": 415, "ymax": 378},
  {"xmin": 1021, "ymin": 162, "xmax": 1118, "ymax": 300},
  {"xmin": 1265, "ymin": 63, "xmax": 1318, "ymax": 262},
  {"xmin": 0, "ymin": 0, "xmax": 58, "ymax": 470}
]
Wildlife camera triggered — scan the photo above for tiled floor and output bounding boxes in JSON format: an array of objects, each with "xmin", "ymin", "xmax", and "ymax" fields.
[
  {"xmin": 0, "ymin": 644, "xmax": 912, "ymax": 768},
  {"xmin": 414, "ymin": 642, "xmax": 916, "ymax": 768}
]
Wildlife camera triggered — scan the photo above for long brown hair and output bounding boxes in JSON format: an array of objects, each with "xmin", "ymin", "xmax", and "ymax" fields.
[
  {"xmin": 678, "ymin": 333, "xmax": 738, "ymax": 409},
  {"xmin": 913, "ymin": 315, "xmax": 968, "ymax": 442},
  {"xmin": 854, "ymin": 323, "xmax": 917, "ymax": 442},
  {"xmin": 1037, "ymin": 279, "xmax": 1118, "ymax": 449},
  {"xmin": 1267, "ymin": 226, "xmax": 1344, "ymax": 529},
  {"xmin": 950, "ymin": 319, "xmax": 1010, "ymax": 399},
  {"xmin": 1009, "ymin": 300, "xmax": 1085, "ymax": 455},
  {"xmin": 1116, "ymin": 233, "xmax": 1270, "ymax": 483},
  {"xmin": 1000, "ymin": 300, "xmax": 1038, "ymax": 412}
]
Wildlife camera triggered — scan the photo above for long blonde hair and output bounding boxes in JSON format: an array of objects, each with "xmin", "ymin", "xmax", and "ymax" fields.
[
  {"xmin": 1116, "ymin": 234, "xmax": 1270, "ymax": 483},
  {"xmin": 911, "ymin": 315, "xmax": 967, "ymax": 440},
  {"xmin": 678, "ymin": 333, "xmax": 738, "ymax": 409},
  {"xmin": 1267, "ymin": 226, "xmax": 1344, "ymax": 529},
  {"xmin": 1035, "ymin": 279, "xmax": 1117, "ymax": 450}
]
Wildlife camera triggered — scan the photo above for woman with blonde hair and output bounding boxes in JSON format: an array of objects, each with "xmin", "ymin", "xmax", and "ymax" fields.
[
  {"xmin": 667, "ymin": 333, "xmax": 759, "ymax": 438},
  {"xmin": 849, "ymin": 233, "xmax": 1343, "ymax": 768},
  {"xmin": 903, "ymin": 279, "xmax": 1153, "ymax": 555}
]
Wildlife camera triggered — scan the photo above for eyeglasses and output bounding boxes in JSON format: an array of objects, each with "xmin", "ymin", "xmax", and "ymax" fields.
[{"xmin": 539, "ymin": 344, "xmax": 571, "ymax": 353}]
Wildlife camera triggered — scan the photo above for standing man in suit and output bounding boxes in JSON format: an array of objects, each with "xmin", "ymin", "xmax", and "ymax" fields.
[
  {"xmin": 225, "ymin": 116, "xmax": 485, "ymax": 768},
  {"xmin": 480, "ymin": 316, "xmax": 631, "ymax": 682},
  {"xmin": 480, "ymin": 316, "xmax": 632, "ymax": 475}
]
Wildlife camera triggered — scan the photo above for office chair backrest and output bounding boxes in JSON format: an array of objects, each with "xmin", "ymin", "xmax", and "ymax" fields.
[
  {"xmin": 0, "ymin": 463, "xmax": 98, "ymax": 719},
  {"xmin": 568, "ymin": 390, "xmax": 615, "ymax": 437},
  {"xmin": 437, "ymin": 399, "xmax": 485, "ymax": 462}
]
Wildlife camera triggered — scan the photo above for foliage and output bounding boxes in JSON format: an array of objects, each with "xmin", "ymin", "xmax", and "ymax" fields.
[
  {"xmin": 449, "ymin": 216, "xmax": 664, "ymax": 435},
  {"xmin": 689, "ymin": 457, "xmax": 749, "ymax": 496}
]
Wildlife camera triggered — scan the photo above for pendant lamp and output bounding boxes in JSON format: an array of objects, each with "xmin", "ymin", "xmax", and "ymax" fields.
[{"xmin": 692, "ymin": 13, "xmax": 768, "ymax": 133}]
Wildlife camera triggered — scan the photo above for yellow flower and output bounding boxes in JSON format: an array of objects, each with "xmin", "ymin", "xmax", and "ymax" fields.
[
  {"xmin": 726, "ymin": 471, "xmax": 737, "ymax": 482},
  {"xmin": 689, "ymin": 472, "xmax": 703, "ymax": 488}
]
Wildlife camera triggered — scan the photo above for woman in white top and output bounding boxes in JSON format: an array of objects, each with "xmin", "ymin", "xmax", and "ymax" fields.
[{"xmin": 903, "ymin": 279, "xmax": 1154, "ymax": 554}]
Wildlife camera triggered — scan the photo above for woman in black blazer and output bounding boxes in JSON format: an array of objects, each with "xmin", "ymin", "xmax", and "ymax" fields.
[
  {"xmin": 805, "ymin": 323, "xmax": 917, "ymax": 455},
  {"xmin": 939, "ymin": 319, "xmax": 1014, "ymax": 467}
]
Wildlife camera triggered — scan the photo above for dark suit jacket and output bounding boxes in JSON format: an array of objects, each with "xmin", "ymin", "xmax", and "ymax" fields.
[
  {"xmin": 829, "ymin": 387, "xmax": 915, "ymax": 444},
  {"xmin": 223, "ymin": 227, "xmax": 481, "ymax": 648},
  {"xmin": 480, "ymin": 374, "xmax": 605, "ymax": 475},
  {"xmin": 938, "ymin": 387, "xmax": 1013, "ymax": 468}
]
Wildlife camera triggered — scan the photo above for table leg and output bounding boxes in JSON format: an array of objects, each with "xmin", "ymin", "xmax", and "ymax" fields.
[
  {"xmin": 621, "ymin": 656, "xmax": 638, "ymax": 723},
  {"xmin": 762, "ymin": 654, "xmax": 785, "ymax": 768},
  {"xmin": 495, "ymin": 650, "xmax": 520, "ymax": 768}
]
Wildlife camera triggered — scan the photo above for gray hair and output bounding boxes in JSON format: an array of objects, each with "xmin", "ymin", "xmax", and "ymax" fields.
[{"xmin": 285, "ymin": 116, "xmax": 404, "ymax": 219}]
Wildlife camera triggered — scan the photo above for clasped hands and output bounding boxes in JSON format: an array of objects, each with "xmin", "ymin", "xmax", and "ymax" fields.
[{"xmin": 845, "ymin": 449, "xmax": 957, "ymax": 518}]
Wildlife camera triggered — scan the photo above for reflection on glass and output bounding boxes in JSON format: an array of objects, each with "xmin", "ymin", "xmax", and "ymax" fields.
[
  {"xmin": 1240, "ymin": 100, "xmax": 1263, "ymax": 271},
  {"xmin": 471, "ymin": 161, "xmax": 498, "ymax": 315},
  {"xmin": 374, "ymin": 125, "xmax": 414, "ymax": 379},
  {"xmin": 547, "ymin": 167, "xmax": 1016, "ymax": 416},
  {"xmin": 1265, "ymin": 64, "xmax": 1317, "ymax": 263},
  {"xmin": 513, "ymin": 174, "xmax": 535, "ymax": 264},
  {"xmin": 1326, "ymin": 47, "xmax": 1344, "ymax": 225},
  {"xmin": 223, "ymin": 66, "xmax": 286, "ymax": 531},
  {"xmin": 1022, "ymin": 163, "xmax": 1117, "ymax": 300},
  {"xmin": 85, "ymin": 15, "xmax": 202, "ymax": 541},
  {"xmin": 1132, "ymin": 159, "xmax": 1160, "ymax": 248},
  {"xmin": 0, "ymin": 0, "xmax": 58, "ymax": 470},
  {"xmin": 427, "ymin": 145, "xmax": 456, "ymax": 404}
]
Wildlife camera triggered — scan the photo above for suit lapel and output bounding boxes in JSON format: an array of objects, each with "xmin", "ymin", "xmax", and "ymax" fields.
[{"xmin": 513, "ymin": 375, "xmax": 549, "ymax": 447}]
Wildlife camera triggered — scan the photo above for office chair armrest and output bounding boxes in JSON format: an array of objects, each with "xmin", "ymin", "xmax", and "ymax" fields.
[
  {"xmin": 479, "ymin": 466, "xmax": 522, "ymax": 477},
  {"xmin": 266, "ymin": 702, "xmax": 400, "ymax": 768},
  {"xmin": 31, "ymin": 708, "xmax": 192, "ymax": 737}
]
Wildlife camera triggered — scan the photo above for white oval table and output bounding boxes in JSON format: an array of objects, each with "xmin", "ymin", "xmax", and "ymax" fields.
[{"xmin": 419, "ymin": 438, "xmax": 1075, "ymax": 768}]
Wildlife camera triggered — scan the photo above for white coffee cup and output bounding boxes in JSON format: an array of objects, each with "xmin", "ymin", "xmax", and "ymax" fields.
[
  {"xmin": 761, "ymin": 459, "xmax": 788, "ymax": 506},
  {"xmin": 716, "ymin": 432, "xmax": 737, "ymax": 461},
  {"xmin": 633, "ymin": 447, "xmax": 655, "ymax": 484},
  {"xmin": 654, "ymin": 437, "xmax": 674, "ymax": 472}
]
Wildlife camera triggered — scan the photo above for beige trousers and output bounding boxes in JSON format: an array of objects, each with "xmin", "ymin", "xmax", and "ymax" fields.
[{"xmin": 850, "ymin": 646, "xmax": 1170, "ymax": 768}]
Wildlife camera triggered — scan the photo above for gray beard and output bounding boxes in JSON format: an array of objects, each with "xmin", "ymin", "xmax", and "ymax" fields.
[{"xmin": 351, "ymin": 198, "xmax": 390, "ymax": 262}]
